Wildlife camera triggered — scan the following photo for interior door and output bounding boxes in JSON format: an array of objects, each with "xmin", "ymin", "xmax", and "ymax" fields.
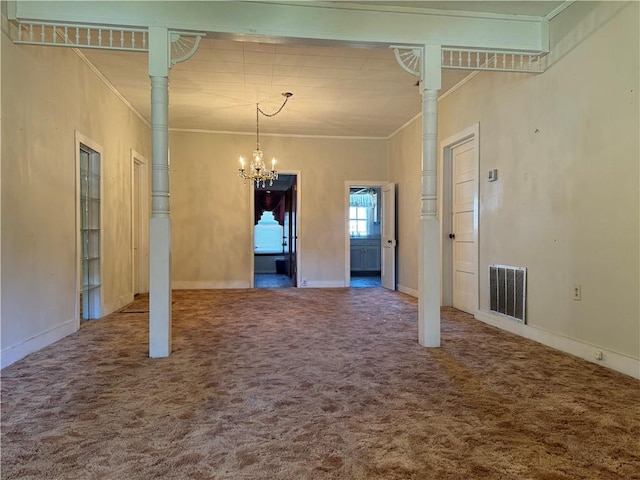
[
  {"xmin": 381, "ymin": 183, "xmax": 396, "ymax": 290},
  {"xmin": 451, "ymin": 139, "xmax": 477, "ymax": 313},
  {"xmin": 133, "ymin": 161, "xmax": 140, "ymax": 294},
  {"xmin": 132, "ymin": 158, "xmax": 149, "ymax": 294}
]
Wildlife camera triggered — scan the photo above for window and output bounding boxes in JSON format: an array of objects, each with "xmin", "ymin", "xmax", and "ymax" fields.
[
  {"xmin": 349, "ymin": 188, "xmax": 379, "ymax": 237},
  {"xmin": 254, "ymin": 211, "xmax": 284, "ymax": 253},
  {"xmin": 349, "ymin": 206, "xmax": 369, "ymax": 237}
]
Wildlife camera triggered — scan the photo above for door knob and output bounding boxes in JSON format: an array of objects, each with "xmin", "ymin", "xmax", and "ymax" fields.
[{"xmin": 449, "ymin": 233, "xmax": 455, "ymax": 239}]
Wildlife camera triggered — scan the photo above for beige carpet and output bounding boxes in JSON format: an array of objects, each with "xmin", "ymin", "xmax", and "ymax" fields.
[{"xmin": 1, "ymin": 288, "xmax": 639, "ymax": 479}]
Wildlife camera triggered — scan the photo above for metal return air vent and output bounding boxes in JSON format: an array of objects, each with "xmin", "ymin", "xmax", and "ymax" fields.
[{"xmin": 489, "ymin": 265, "xmax": 527, "ymax": 323}]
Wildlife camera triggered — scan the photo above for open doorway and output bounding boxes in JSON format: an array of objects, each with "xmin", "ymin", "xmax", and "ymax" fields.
[
  {"xmin": 253, "ymin": 174, "xmax": 298, "ymax": 288},
  {"xmin": 348, "ymin": 186, "xmax": 382, "ymax": 287},
  {"xmin": 344, "ymin": 182, "xmax": 396, "ymax": 289}
]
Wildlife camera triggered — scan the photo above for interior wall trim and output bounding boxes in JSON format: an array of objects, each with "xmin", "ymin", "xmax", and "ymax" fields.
[
  {"xmin": 437, "ymin": 71, "xmax": 481, "ymax": 104},
  {"xmin": 104, "ymin": 293, "xmax": 135, "ymax": 317},
  {"xmin": 545, "ymin": 0, "xmax": 575, "ymax": 20},
  {"xmin": 397, "ymin": 285, "xmax": 419, "ymax": 298},
  {"xmin": 172, "ymin": 281, "xmax": 251, "ymax": 290},
  {"xmin": 169, "ymin": 128, "xmax": 386, "ymax": 141},
  {"xmin": 386, "ymin": 72, "xmax": 480, "ymax": 141},
  {"xmin": 303, "ymin": 280, "xmax": 345, "ymax": 288},
  {"xmin": 1, "ymin": 318, "xmax": 77, "ymax": 370},
  {"xmin": 386, "ymin": 112, "xmax": 422, "ymax": 140},
  {"xmin": 72, "ymin": 48, "xmax": 150, "ymax": 129},
  {"xmin": 475, "ymin": 310, "xmax": 640, "ymax": 380}
]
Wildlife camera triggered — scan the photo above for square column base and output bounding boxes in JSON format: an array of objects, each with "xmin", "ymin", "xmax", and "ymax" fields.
[
  {"xmin": 149, "ymin": 216, "xmax": 172, "ymax": 357},
  {"xmin": 419, "ymin": 216, "xmax": 441, "ymax": 347}
]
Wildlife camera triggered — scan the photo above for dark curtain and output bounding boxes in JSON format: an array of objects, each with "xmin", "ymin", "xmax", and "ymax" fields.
[{"xmin": 255, "ymin": 190, "xmax": 286, "ymax": 226}]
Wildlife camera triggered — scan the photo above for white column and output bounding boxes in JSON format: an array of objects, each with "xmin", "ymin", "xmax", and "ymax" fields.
[
  {"xmin": 418, "ymin": 45, "xmax": 442, "ymax": 347},
  {"xmin": 148, "ymin": 27, "xmax": 172, "ymax": 358}
]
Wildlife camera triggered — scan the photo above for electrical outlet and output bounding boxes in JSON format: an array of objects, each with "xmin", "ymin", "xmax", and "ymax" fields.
[
  {"xmin": 595, "ymin": 351, "xmax": 603, "ymax": 361},
  {"xmin": 301, "ymin": 279, "xmax": 308, "ymax": 287},
  {"xmin": 573, "ymin": 284, "xmax": 582, "ymax": 301}
]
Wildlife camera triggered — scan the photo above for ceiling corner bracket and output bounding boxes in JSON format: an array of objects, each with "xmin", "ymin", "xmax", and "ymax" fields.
[
  {"xmin": 391, "ymin": 45, "xmax": 423, "ymax": 78},
  {"xmin": 170, "ymin": 31, "xmax": 205, "ymax": 66}
]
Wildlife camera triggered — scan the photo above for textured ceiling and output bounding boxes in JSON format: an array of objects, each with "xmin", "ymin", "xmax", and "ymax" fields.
[
  {"xmin": 82, "ymin": 39, "xmax": 471, "ymax": 137},
  {"xmin": 79, "ymin": 1, "xmax": 564, "ymax": 138}
]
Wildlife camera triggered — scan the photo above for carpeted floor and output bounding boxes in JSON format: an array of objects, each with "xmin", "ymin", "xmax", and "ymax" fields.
[{"xmin": 1, "ymin": 288, "xmax": 639, "ymax": 479}]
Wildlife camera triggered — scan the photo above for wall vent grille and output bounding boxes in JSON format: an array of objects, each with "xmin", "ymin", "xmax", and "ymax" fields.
[{"xmin": 489, "ymin": 265, "xmax": 526, "ymax": 323}]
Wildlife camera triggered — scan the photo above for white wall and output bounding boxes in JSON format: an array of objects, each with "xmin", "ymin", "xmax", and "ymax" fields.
[
  {"xmin": 169, "ymin": 131, "xmax": 388, "ymax": 288},
  {"xmin": 388, "ymin": 115, "xmax": 421, "ymax": 296},
  {"xmin": 389, "ymin": 2, "xmax": 639, "ymax": 377},
  {"xmin": 1, "ymin": 23, "xmax": 151, "ymax": 367}
]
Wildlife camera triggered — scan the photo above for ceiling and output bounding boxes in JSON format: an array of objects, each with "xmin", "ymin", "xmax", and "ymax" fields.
[
  {"xmin": 335, "ymin": 1, "xmax": 565, "ymax": 17},
  {"xmin": 79, "ymin": 1, "xmax": 565, "ymax": 138}
]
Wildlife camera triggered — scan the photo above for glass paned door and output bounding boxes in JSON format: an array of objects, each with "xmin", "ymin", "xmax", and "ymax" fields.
[{"xmin": 80, "ymin": 146, "xmax": 101, "ymax": 319}]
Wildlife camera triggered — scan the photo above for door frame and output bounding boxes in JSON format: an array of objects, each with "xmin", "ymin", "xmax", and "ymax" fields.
[
  {"xmin": 249, "ymin": 170, "xmax": 301, "ymax": 288},
  {"xmin": 344, "ymin": 180, "xmax": 389, "ymax": 287},
  {"xmin": 439, "ymin": 123, "xmax": 480, "ymax": 310},
  {"xmin": 131, "ymin": 150, "xmax": 150, "ymax": 295}
]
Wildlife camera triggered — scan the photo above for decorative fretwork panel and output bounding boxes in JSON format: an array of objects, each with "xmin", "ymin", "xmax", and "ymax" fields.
[
  {"xmin": 13, "ymin": 22, "xmax": 205, "ymax": 66},
  {"xmin": 14, "ymin": 22, "xmax": 149, "ymax": 51},
  {"xmin": 442, "ymin": 48, "xmax": 544, "ymax": 73},
  {"xmin": 392, "ymin": 45, "xmax": 545, "ymax": 77}
]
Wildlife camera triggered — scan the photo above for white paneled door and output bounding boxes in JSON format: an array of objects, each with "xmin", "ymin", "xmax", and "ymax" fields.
[
  {"xmin": 132, "ymin": 156, "xmax": 149, "ymax": 295},
  {"xmin": 451, "ymin": 139, "xmax": 477, "ymax": 313},
  {"xmin": 381, "ymin": 183, "xmax": 396, "ymax": 290}
]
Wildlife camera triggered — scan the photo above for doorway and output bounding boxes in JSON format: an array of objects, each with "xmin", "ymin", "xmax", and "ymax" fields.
[
  {"xmin": 345, "ymin": 182, "xmax": 396, "ymax": 289},
  {"xmin": 441, "ymin": 124, "xmax": 479, "ymax": 314},
  {"xmin": 253, "ymin": 174, "xmax": 298, "ymax": 288}
]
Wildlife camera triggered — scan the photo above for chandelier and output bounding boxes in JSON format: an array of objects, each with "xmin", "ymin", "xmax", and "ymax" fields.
[{"xmin": 238, "ymin": 92, "xmax": 293, "ymax": 187}]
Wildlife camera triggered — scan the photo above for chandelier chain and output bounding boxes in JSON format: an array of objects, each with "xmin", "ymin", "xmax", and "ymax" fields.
[
  {"xmin": 255, "ymin": 93, "xmax": 292, "ymax": 150},
  {"xmin": 255, "ymin": 104, "xmax": 260, "ymax": 149},
  {"xmin": 257, "ymin": 93, "xmax": 292, "ymax": 118}
]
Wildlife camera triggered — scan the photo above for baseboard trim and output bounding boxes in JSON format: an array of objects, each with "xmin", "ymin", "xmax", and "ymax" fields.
[
  {"xmin": 398, "ymin": 284, "xmax": 419, "ymax": 297},
  {"xmin": 172, "ymin": 281, "xmax": 251, "ymax": 289},
  {"xmin": 104, "ymin": 293, "xmax": 134, "ymax": 316},
  {"xmin": 303, "ymin": 280, "xmax": 345, "ymax": 288},
  {"xmin": 1, "ymin": 318, "xmax": 78, "ymax": 370},
  {"xmin": 475, "ymin": 310, "xmax": 640, "ymax": 380}
]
